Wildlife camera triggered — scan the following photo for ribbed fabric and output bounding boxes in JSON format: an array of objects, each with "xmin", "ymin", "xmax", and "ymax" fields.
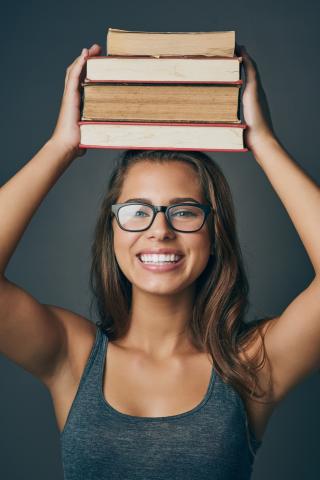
[{"xmin": 60, "ymin": 325, "xmax": 262, "ymax": 480}]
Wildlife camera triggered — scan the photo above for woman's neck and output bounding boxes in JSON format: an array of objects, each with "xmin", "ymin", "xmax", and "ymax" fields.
[{"xmin": 120, "ymin": 286, "xmax": 196, "ymax": 357}]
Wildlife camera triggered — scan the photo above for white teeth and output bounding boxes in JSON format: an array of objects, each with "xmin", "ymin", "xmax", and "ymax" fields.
[{"xmin": 139, "ymin": 253, "xmax": 181, "ymax": 264}]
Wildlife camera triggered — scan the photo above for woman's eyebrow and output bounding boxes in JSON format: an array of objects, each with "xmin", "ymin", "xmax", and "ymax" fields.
[{"xmin": 123, "ymin": 197, "xmax": 201, "ymax": 204}]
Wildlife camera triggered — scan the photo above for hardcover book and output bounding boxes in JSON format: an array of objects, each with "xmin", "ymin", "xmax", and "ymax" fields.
[
  {"xmin": 79, "ymin": 121, "xmax": 247, "ymax": 151},
  {"xmin": 85, "ymin": 55, "xmax": 242, "ymax": 83},
  {"xmin": 106, "ymin": 28, "xmax": 235, "ymax": 57},
  {"xmin": 81, "ymin": 83, "xmax": 242, "ymax": 123}
]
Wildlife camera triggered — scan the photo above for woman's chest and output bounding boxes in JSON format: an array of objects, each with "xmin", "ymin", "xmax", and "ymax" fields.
[
  {"xmin": 104, "ymin": 342, "xmax": 274, "ymax": 440},
  {"xmin": 103, "ymin": 341, "xmax": 214, "ymax": 418},
  {"xmin": 49, "ymin": 331, "xmax": 275, "ymax": 443}
]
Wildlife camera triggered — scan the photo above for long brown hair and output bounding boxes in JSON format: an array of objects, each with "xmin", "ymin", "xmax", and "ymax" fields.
[{"xmin": 89, "ymin": 149, "xmax": 274, "ymax": 404}]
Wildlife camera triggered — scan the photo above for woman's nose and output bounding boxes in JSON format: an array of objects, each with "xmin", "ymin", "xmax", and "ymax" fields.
[{"xmin": 147, "ymin": 211, "xmax": 175, "ymax": 237}]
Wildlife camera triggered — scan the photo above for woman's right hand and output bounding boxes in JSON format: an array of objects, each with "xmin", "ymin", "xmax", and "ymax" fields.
[{"xmin": 50, "ymin": 43, "xmax": 102, "ymax": 159}]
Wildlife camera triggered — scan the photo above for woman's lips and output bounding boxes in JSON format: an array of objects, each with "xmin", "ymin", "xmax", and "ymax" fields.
[{"xmin": 136, "ymin": 255, "xmax": 184, "ymax": 272}]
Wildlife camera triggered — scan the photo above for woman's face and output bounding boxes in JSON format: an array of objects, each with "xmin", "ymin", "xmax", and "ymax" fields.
[{"xmin": 112, "ymin": 160, "xmax": 212, "ymax": 296}]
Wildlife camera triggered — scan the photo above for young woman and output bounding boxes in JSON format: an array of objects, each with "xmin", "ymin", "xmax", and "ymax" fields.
[{"xmin": 0, "ymin": 43, "xmax": 319, "ymax": 480}]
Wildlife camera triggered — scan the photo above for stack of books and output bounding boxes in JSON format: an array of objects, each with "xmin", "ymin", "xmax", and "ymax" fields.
[{"xmin": 79, "ymin": 28, "xmax": 247, "ymax": 152}]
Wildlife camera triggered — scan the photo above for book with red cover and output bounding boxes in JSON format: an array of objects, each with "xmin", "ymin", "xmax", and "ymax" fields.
[
  {"xmin": 85, "ymin": 55, "xmax": 243, "ymax": 84},
  {"xmin": 80, "ymin": 82, "xmax": 242, "ymax": 123},
  {"xmin": 78, "ymin": 121, "xmax": 248, "ymax": 152}
]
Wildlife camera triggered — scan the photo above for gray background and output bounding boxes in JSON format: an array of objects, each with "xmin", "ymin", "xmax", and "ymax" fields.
[{"xmin": 1, "ymin": 0, "xmax": 320, "ymax": 478}]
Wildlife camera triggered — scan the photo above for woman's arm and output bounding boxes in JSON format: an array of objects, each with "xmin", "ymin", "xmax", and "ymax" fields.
[
  {"xmin": 240, "ymin": 45, "xmax": 320, "ymax": 277},
  {"xmin": 0, "ymin": 45, "xmax": 101, "ymax": 274},
  {"xmin": 239, "ymin": 45, "xmax": 320, "ymax": 401},
  {"xmin": 0, "ymin": 44, "xmax": 101, "ymax": 384}
]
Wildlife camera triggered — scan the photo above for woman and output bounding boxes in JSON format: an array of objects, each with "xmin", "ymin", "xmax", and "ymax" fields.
[{"xmin": 0, "ymin": 44, "xmax": 319, "ymax": 479}]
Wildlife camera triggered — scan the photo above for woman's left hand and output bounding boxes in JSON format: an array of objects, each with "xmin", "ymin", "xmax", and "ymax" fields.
[{"xmin": 236, "ymin": 44, "xmax": 276, "ymax": 151}]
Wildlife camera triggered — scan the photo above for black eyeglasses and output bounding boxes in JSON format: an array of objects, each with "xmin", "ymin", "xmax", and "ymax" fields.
[{"xmin": 111, "ymin": 202, "xmax": 214, "ymax": 233}]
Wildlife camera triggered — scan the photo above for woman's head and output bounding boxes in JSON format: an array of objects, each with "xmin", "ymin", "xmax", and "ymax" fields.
[
  {"xmin": 90, "ymin": 150, "xmax": 273, "ymax": 403},
  {"xmin": 112, "ymin": 158, "xmax": 214, "ymax": 300},
  {"xmin": 90, "ymin": 149, "xmax": 237, "ymax": 329}
]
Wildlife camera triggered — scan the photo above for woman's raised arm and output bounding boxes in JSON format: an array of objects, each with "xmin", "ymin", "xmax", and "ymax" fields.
[
  {"xmin": 238, "ymin": 44, "xmax": 320, "ymax": 402},
  {"xmin": 0, "ymin": 44, "xmax": 101, "ymax": 384}
]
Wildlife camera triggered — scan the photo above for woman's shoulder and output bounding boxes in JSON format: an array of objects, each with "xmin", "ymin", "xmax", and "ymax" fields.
[{"xmin": 43, "ymin": 305, "xmax": 98, "ymax": 386}]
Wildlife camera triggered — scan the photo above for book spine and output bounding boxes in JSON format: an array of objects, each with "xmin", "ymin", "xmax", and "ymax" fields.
[
  {"xmin": 83, "ymin": 79, "xmax": 243, "ymax": 85},
  {"xmin": 88, "ymin": 55, "xmax": 242, "ymax": 60},
  {"xmin": 78, "ymin": 143, "xmax": 248, "ymax": 152},
  {"xmin": 78, "ymin": 121, "xmax": 247, "ymax": 128}
]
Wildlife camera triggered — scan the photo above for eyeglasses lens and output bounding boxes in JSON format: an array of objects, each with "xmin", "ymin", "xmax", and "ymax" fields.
[{"xmin": 118, "ymin": 204, "xmax": 205, "ymax": 232}]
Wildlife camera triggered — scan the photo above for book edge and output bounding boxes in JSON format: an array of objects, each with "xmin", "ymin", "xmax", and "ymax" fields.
[
  {"xmin": 79, "ymin": 143, "xmax": 248, "ymax": 152},
  {"xmin": 78, "ymin": 121, "xmax": 247, "ymax": 128},
  {"xmin": 107, "ymin": 28, "xmax": 235, "ymax": 35}
]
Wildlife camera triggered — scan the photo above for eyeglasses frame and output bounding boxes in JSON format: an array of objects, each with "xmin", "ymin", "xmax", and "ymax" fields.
[{"xmin": 111, "ymin": 202, "xmax": 214, "ymax": 233}]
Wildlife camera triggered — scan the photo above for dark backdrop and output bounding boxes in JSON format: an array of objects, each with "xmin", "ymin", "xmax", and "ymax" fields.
[{"xmin": 1, "ymin": 0, "xmax": 319, "ymax": 478}]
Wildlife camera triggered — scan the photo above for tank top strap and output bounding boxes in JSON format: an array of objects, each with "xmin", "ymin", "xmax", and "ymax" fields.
[
  {"xmin": 74, "ymin": 324, "xmax": 107, "ymax": 398},
  {"xmin": 211, "ymin": 369, "xmax": 263, "ymax": 457},
  {"xmin": 60, "ymin": 324, "xmax": 107, "ymax": 439}
]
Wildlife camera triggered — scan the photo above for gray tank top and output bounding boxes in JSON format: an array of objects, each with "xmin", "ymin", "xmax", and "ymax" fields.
[{"xmin": 60, "ymin": 325, "xmax": 262, "ymax": 479}]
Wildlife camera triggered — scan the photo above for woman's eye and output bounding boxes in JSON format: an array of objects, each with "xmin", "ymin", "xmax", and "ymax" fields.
[
  {"xmin": 135, "ymin": 210, "xmax": 149, "ymax": 217},
  {"xmin": 172, "ymin": 210, "xmax": 195, "ymax": 217}
]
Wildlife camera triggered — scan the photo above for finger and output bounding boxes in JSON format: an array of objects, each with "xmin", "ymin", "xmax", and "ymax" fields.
[
  {"xmin": 64, "ymin": 48, "xmax": 91, "ymax": 91},
  {"xmin": 88, "ymin": 43, "xmax": 102, "ymax": 55},
  {"xmin": 68, "ymin": 48, "xmax": 88, "ymax": 71},
  {"xmin": 64, "ymin": 44, "xmax": 102, "ymax": 88},
  {"xmin": 235, "ymin": 42, "xmax": 242, "ymax": 57},
  {"xmin": 64, "ymin": 51, "xmax": 85, "ymax": 88},
  {"xmin": 239, "ymin": 46, "xmax": 257, "ymax": 84},
  {"xmin": 239, "ymin": 46, "xmax": 255, "ymax": 70}
]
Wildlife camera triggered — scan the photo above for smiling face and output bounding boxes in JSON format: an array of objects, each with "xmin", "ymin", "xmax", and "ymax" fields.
[{"xmin": 112, "ymin": 160, "xmax": 212, "ymax": 297}]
